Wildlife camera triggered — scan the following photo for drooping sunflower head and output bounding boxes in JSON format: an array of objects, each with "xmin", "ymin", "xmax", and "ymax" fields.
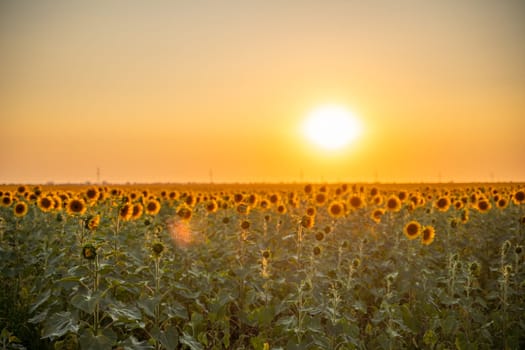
[
  {"xmin": 118, "ymin": 203, "xmax": 133, "ymax": 221},
  {"xmin": 512, "ymin": 189, "xmax": 525, "ymax": 205},
  {"xmin": 403, "ymin": 220, "xmax": 421, "ymax": 240},
  {"xmin": 131, "ymin": 203, "xmax": 144, "ymax": 220},
  {"xmin": 152, "ymin": 242, "xmax": 165, "ymax": 257},
  {"xmin": 236, "ymin": 203, "xmax": 251, "ymax": 215},
  {"xmin": 301, "ymin": 215, "xmax": 315, "ymax": 229},
  {"xmin": 371, "ymin": 208, "xmax": 384, "ymax": 223},
  {"xmin": 82, "ymin": 244, "xmax": 97, "ymax": 260},
  {"xmin": 421, "ymin": 226, "xmax": 436, "ymax": 245},
  {"xmin": 313, "ymin": 246, "xmax": 322, "ymax": 257},
  {"xmin": 85, "ymin": 215, "xmax": 100, "ymax": 230}
]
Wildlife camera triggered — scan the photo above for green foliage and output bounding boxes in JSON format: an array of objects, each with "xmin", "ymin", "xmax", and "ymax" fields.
[{"xmin": 1, "ymin": 184, "xmax": 524, "ymax": 349}]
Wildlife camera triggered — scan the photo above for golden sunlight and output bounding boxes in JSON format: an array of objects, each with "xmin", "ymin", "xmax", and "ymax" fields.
[{"xmin": 302, "ymin": 104, "xmax": 363, "ymax": 151}]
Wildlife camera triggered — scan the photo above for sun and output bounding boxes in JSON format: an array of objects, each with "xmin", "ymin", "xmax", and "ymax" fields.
[{"xmin": 302, "ymin": 105, "xmax": 362, "ymax": 151}]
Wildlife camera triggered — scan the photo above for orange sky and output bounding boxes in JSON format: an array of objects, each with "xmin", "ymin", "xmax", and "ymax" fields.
[{"xmin": 1, "ymin": 1, "xmax": 524, "ymax": 184}]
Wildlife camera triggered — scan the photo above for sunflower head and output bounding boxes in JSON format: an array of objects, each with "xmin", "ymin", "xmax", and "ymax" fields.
[
  {"xmin": 301, "ymin": 215, "xmax": 315, "ymax": 229},
  {"xmin": 176, "ymin": 205, "xmax": 192, "ymax": 221},
  {"xmin": 38, "ymin": 196, "xmax": 54, "ymax": 212},
  {"xmin": 82, "ymin": 244, "xmax": 97, "ymax": 260},
  {"xmin": 314, "ymin": 192, "xmax": 327, "ymax": 206},
  {"xmin": 313, "ymin": 246, "xmax": 322, "ymax": 256},
  {"xmin": 403, "ymin": 221, "xmax": 421, "ymax": 240},
  {"xmin": 348, "ymin": 195, "xmax": 364, "ymax": 210},
  {"xmin": 85, "ymin": 215, "xmax": 100, "ymax": 230},
  {"xmin": 240, "ymin": 220, "xmax": 251, "ymax": 230},
  {"xmin": 131, "ymin": 203, "xmax": 144, "ymax": 220},
  {"xmin": 145, "ymin": 199, "xmax": 161, "ymax": 216},
  {"xmin": 14, "ymin": 201, "xmax": 29, "ymax": 217},
  {"xmin": 513, "ymin": 190, "xmax": 525, "ymax": 205},
  {"xmin": 434, "ymin": 196, "xmax": 451, "ymax": 212},
  {"xmin": 315, "ymin": 231, "xmax": 324, "ymax": 241},
  {"xmin": 67, "ymin": 198, "xmax": 87, "ymax": 216},
  {"xmin": 119, "ymin": 203, "xmax": 133, "ymax": 221},
  {"xmin": 421, "ymin": 226, "xmax": 436, "ymax": 245},
  {"xmin": 205, "ymin": 200, "xmax": 218, "ymax": 213},
  {"xmin": 262, "ymin": 250, "xmax": 271, "ymax": 259},
  {"xmin": 328, "ymin": 201, "xmax": 345, "ymax": 218},
  {"xmin": 152, "ymin": 242, "xmax": 165, "ymax": 257},
  {"xmin": 476, "ymin": 198, "xmax": 491, "ymax": 213},
  {"xmin": 385, "ymin": 195, "xmax": 402, "ymax": 212}
]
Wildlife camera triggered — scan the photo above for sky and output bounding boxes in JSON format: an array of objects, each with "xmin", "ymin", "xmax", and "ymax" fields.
[{"xmin": 1, "ymin": 0, "xmax": 524, "ymax": 184}]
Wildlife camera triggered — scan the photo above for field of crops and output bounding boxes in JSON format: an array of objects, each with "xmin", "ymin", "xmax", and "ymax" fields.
[{"xmin": 1, "ymin": 183, "xmax": 524, "ymax": 350}]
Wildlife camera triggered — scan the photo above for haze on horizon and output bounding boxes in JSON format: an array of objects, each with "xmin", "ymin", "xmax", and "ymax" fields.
[{"xmin": 1, "ymin": 0, "xmax": 524, "ymax": 184}]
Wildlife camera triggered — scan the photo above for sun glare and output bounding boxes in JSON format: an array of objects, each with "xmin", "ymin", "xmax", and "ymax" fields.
[{"xmin": 303, "ymin": 105, "xmax": 362, "ymax": 151}]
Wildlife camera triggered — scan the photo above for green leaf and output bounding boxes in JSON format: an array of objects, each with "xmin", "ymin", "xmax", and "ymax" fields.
[
  {"xmin": 71, "ymin": 291, "xmax": 101, "ymax": 314},
  {"xmin": 179, "ymin": 332, "xmax": 203, "ymax": 350},
  {"xmin": 29, "ymin": 289, "xmax": 51, "ymax": 313},
  {"xmin": 106, "ymin": 302, "xmax": 142, "ymax": 323},
  {"xmin": 41, "ymin": 312, "xmax": 79, "ymax": 339},
  {"xmin": 151, "ymin": 326, "xmax": 178, "ymax": 350},
  {"xmin": 79, "ymin": 328, "xmax": 116, "ymax": 350},
  {"xmin": 118, "ymin": 336, "xmax": 153, "ymax": 350}
]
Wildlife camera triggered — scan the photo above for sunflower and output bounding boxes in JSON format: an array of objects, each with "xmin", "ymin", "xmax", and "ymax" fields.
[
  {"xmin": 131, "ymin": 203, "xmax": 144, "ymax": 220},
  {"xmin": 1, "ymin": 195, "xmax": 13, "ymax": 207},
  {"xmin": 152, "ymin": 242, "xmax": 165, "ymax": 257},
  {"xmin": 240, "ymin": 220, "xmax": 251, "ymax": 230},
  {"xmin": 301, "ymin": 215, "xmax": 315, "ymax": 229},
  {"xmin": 496, "ymin": 197, "xmax": 508, "ymax": 210},
  {"xmin": 385, "ymin": 195, "xmax": 402, "ymax": 212},
  {"xmin": 233, "ymin": 193, "xmax": 244, "ymax": 203},
  {"xmin": 371, "ymin": 208, "xmax": 384, "ymax": 223},
  {"xmin": 236, "ymin": 203, "xmax": 250, "ymax": 215},
  {"xmin": 434, "ymin": 196, "xmax": 451, "ymax": 212},
  {"xmin": 476, "ymin": 198, "xmax": 491, "ymax": 213},
  {"xmin": 315, "ymin": 231, "xmax": 324, "ymax": 241},
  {"xmin": 305, "ymin": 207, "xmax": 316, "ymax": 217},
  {"xmin": 37, "ymin": 196, "xmax": 54, "ymax": 212},
  {"xmin": 85, "ymin": 187, "xmax": 99, "ymax": 202},
  {"xmin": 314, "ymin": 192, "xmax": 327, "ymax": 206},
  {"xmin": 328, "ymin": 201, "xmax": 345, "ymax": 218},
  {"xmin": 259, "ymin": 199, "xmax": 270, "ymax": 209},
  {"xmin": 184, "ymin": 194, "xmax": 196, "ymax": 207},
  {"xmin": 205, "ymin": 200, "xmax": 218, "ymax": 213},
  {"xmin": 372, "ymin": 195, "xmax": 383, "ymax": 206},
  {"xmin": 262, "ymin": 250, "xmax": 271, "ymax": 259},
  {"xmin": 421, "ymin": 226, "xmax": 436, "ymax": 245},
  {"xmin": 176, "ymin": 205, "xmax": 192, "ymax": 220},
  {"xmin": 85, "ymin": 215, "xmax": 100, "ymax": 230},
  {"xmin": 17, "ymin": 185, "xmax": 27, "ymax": 195},
  {"xmin": 14, "ymin": 201, "xmax": 29, "ymax": 217},
  {"xmin": 145, "ymin": 199, "xmax": 161, "ymax": 216},
  {"xmin": 512, "ymin": 190, "xmax": 525, "ymax": 205},
  {"xmin": 118, "ymin": 203, "xmax": 133, "ymax": 221},
  {"xmin": 82, "ymin": 244, "xmax": 97, "ymax": 260},
  {"xmin": 313, "ymin": 246, "xmax": 322, "ymax": 256},
  {"xmin": 348, "ymin": 195, "xmax": 364, "ymax": 210},
  {"xmin": 276, "ymin": 204, "xmax": 287, "ymax": 214},
  {"xmin": 247, "ymin": 194, "xmax": 258, "ymax": 206},
  {"xmin": 398, "ymin": 191, "xmax": 408, "ymax": 202},
  {"xmin": 403, "ymin": 221, "xmax": 421, "ymax": 240},
  {"xmin": 304, "ymin": 184, "xmax": 313, "ymax": 195},
  {"xmin": 460, "ymin": 208, "xmax": 469, "ymax": 224},
  {"xmin": 67, "ymin": 198, "xmax": 87, "ymax": 216},
  {"xmin": 269, "ymin": 193, "xmax": 280, "ymax": 204}
]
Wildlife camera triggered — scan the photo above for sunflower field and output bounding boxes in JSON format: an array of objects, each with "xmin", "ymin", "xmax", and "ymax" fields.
[{"xmin": 1, "ymin": 183, "xmax": 524, "ymax": 350}]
